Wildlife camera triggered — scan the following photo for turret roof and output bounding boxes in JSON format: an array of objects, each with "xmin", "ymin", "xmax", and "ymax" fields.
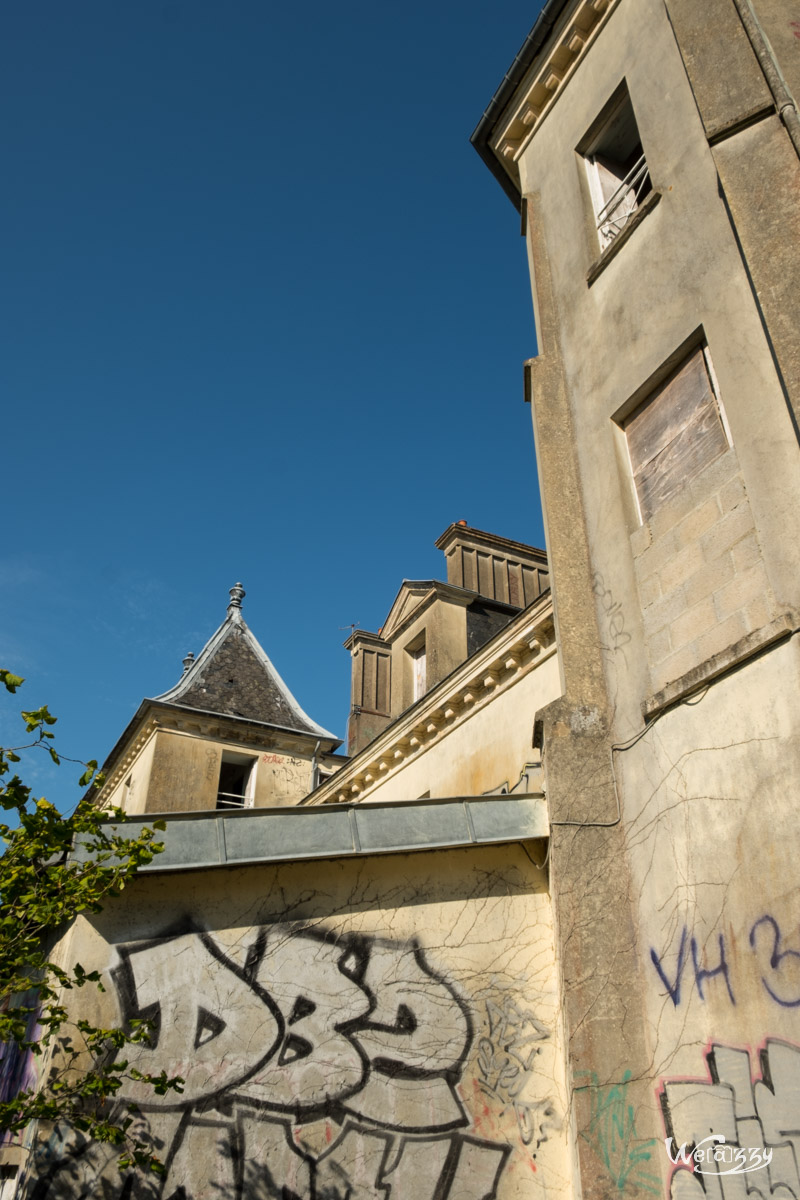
[{"xmin": 152, "ymin": 583, "xmax": 335, "ymax": 740}]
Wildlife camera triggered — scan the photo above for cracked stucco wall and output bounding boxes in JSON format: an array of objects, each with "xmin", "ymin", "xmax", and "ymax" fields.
[
  {"xmin": 23, "ymin": 844, "xmax": 573, "ymax": 1200},
  {"xmin": 615, "ymin": 635, "xmax": 800, "ymax": 1195}
]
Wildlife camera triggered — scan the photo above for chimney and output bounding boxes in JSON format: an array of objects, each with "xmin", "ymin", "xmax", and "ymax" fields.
[
  {"xmin": 435, "ymin": 523, "xmax": 548, "ymax": 608},
  {"xmin": 343, "ymin": 629, "xmax": 392, "ymax": 756}
]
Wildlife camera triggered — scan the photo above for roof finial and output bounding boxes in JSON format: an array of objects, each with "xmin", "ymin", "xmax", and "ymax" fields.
[
  {"xmin": 182, "ymin": 651, "xmax": 195, "ymax": 674},
  {"xmin": 228, "ymin": 581, "xmax": 245, "ymax": 612}
]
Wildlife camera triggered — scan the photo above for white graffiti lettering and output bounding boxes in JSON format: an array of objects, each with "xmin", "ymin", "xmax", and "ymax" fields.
[
  {"xmin": 661, "ymin": 1040, "xmax": 800, "ymax": 1198},
  {"xmin": 29, "ymin": 927, "xmax": 519, "ymax": 1200}
]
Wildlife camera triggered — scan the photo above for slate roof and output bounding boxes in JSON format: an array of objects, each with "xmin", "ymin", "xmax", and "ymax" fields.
[{"xmin": 153, "ymin": 584, "xmax": 336, "ymax": 740}]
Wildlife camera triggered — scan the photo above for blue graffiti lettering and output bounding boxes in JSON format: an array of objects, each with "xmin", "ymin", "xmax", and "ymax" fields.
[
  {"xmin": 691, "ymin": 933, "xmax": 735, "ymax": 1005},
  {"xmin": 750, "ymin": 915, "xmax": 800, "ymax": 1008},
  {"xmin": 649, "ymin": 926, "xmax": 735, "ymax": 1007},
  {"xmin": 649, "ymin": 927, "xmax": 688, "ymax": 1008}
]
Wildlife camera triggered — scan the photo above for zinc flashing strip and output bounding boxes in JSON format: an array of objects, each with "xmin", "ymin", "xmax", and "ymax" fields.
[{"xmin": 75, "ymin": 795, "xmax": 548, "ymax": 874}]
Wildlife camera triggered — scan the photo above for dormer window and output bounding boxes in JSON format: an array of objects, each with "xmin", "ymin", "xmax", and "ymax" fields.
[
  {"xmin": 216, "ymin": 752, "xmax": 256, "ymax": 810},
  {"xmin": 580, "ymin": 83, "xmax": 651, "ymax": 251}
]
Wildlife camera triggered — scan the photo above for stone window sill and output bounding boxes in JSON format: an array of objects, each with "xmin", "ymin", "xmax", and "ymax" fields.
[
  {"xmin": 586, "ymin": 190, "xmax": 662, "ymax": 287},
  {"xmin": 644, "ymin": 613, "xmax": 795, "ymax": 719}
]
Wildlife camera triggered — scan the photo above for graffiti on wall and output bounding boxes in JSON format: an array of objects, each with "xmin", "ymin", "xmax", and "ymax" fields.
[
  {"xmin": 261, "ymin": 755, "xmax": 307, "ymax": 795},
  {"xmin": 29, "ymin": 926, "xmax": 515, "ymax": 1200},
  {"xmin": 475, "ymin": 994, "xmax": 557, "ymax": 1160},
  {"xmin": 592, "ymin": 570, "xmax": 632, "ymax": 656},
  {"xmin": 0, "ymin": 990, "xmax": 39, "ymax": 1148},
  {"xmin": 650, "ymin": 912, "xmax": 800, "ymax": 1009},
  {"xmin": 660, "ymin": 1040, "xmax": 800, "ymax": 1198},
  {"xmin": 575, "ymin": 1070, "xmax": 660, "ymax": 1195}
]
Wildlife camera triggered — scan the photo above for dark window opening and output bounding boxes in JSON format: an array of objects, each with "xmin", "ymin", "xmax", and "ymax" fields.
[
  {"xmin": 216, "ymin": 756, "xmax": 255, "ymax": 810},
  {"xmin": 580, "ymin": 83, "xmax": 652, "ymax": 250}
]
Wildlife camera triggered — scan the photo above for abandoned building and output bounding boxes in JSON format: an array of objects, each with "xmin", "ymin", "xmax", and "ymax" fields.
[
  {"xmin": 472, "ymin": 0, "xmax": 800, "ymax": 1196},
  {"xmin": 3, "ymin": 0, "xmax": 800, "ymax": 1197}
]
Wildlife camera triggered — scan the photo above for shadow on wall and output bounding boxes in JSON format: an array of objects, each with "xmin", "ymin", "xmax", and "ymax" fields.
[{"xmin": 25, "ymin": 926, "xmax": 514, "ymax": 1200}]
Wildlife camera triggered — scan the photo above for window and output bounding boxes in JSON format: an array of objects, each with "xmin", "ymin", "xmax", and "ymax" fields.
[
  {"xmin": 580, "ymin": 83, "xmax": 651, "ymax": 251},
  {"xmin": 411, "ymin": 644, "xmax": 426, "ymax": 702},
  {"xmin": 216, "ymin": 753, "xmax": 256, "ymax": 810},
  {"xmin": 405, "ymin": 635, "xmax": 427, "ymax": 704},
  {"xmin": 312, "ymin": 765, "xmax": 335, "ymax": 791},
  {"xmin": 624, "ymin": 343, "xmax": 729, "ymax": 523}
]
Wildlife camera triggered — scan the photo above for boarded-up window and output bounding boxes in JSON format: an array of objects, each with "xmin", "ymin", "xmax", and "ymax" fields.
[{"xmin": 625, "ymin": 346, "xmax": 728, "ymax": 522}]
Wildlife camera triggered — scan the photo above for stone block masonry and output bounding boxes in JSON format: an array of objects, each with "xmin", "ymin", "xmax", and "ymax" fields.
[{"xmin": 631, "ymin": 448, "xmax": 776, "ymax": 697}]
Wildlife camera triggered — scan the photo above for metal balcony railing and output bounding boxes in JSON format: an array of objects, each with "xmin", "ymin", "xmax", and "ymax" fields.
[
  {"xmin": 216, "ymin": 791, "xmax": 247, "ymax": 809},
  {"xmin": 596, "ymin": 153, "xmax": 651, "ymax": 246}
]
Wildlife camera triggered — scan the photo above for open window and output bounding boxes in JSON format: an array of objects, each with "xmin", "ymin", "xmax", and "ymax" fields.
[
  {"xmin": 623, "ymin": 342, "xmax": 730, "ymax": 523},
  {"xmin": 216, "ymin": 752, "xmax": 256, "ymax": 810},
  {"xmin": 579, "ymin": 83, "xmax": 652, "ymax": 251}
]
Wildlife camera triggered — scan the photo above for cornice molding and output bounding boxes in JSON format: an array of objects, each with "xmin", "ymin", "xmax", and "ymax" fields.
[
  {"xmin": 490, "ymin": 0, "xmax": 618, "ymax": 184},
  {"xmin": 96, "ymin": 717, "xmax": 159, "ymax": 805},
  {"xmin": 306, "ymin": 596, "xmax": 556, "ymax": 806}
]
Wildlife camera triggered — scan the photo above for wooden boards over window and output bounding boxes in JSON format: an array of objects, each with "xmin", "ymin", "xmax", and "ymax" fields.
[{"xmin": 625, "ymin": 345, "xmax": 728, "ymax": 523}]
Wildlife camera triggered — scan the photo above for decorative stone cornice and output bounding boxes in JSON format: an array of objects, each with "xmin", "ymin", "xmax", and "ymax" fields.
[
  {"xmin": 490, "ymin": 0, "xmax": 618, "ymax": 186},
  {"xmin": 305, "ymin": 594, "xmax": 556, "ymax": 807},
  {"xmin": 94, "ymin": 717, "xmax": 159, "ymax": 805}
]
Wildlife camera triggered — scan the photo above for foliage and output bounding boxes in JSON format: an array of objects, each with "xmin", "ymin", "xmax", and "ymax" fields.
[{"xmin": 0, "ymin": 669, "xmax": 183, "ymax": 1172}]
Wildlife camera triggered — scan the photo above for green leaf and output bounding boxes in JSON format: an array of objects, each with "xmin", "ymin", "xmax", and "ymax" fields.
[
  {"xmin": 0, "ymin": 670, "xmax": 24, "ymax": 693},
  {"xmin": 0, "ymin": 672, "xmax": 171, "ymax": 1164}
]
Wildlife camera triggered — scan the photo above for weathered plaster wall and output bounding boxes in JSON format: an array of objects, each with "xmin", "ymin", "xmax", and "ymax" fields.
[
  {"xmin": 616, "ymin": 635, "xmax": 800, "ymax": 1197},
  {"xmin": 104, "ymin": 732, "xmax": 157, "ymax": 816},
  {"xmin": 511, "ymin": 1, "xmax": 800, "ymax": 1196},
  {"xmin": 252, "ymin": 750, "xmax": 314, "ymax": 807},
  {"xmin": 145, "ymin": 730, "xmax": 221, "ymax": 812},
  {"xmin": 129, "ymin": 732, "xmax": 328, "ymax": 813},
  {"xmin": 25, "ymin": 845, "xmax": 572, "ymax": 1200},
  {"xmin": 519, "ymin": 0, "xmax": 800, "ymax": 732}
]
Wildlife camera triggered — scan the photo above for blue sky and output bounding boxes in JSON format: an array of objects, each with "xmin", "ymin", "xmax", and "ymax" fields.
[{"xmin": 1, "ymin": 0, "xmax": 546, "ymax": 809}]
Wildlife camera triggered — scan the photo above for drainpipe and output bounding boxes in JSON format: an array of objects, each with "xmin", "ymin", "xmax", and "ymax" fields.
[
  {"xmin": 731, "ymin": 0, "xmax": 800, "ymax": 160},
  {"xmin": 310, "ymin": 739, "xmax": 322, "ymax": 792}
]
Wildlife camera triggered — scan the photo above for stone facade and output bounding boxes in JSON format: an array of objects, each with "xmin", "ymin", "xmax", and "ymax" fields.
[{"xmin": 474, "ymin": 0, "xmax": 800, "ymax": 1197}]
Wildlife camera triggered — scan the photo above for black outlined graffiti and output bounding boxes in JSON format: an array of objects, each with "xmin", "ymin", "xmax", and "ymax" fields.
[
  {"xmin": 26, "ymin": 927, "xmax": 512, "ymax": 1200},
  {"xmin": 660, "ymin": 1040, "xmax": 800, "ymax": 1198},
  {"xmin": 476, "ymin": 995, "xmax": 556, "ymax": 1157}
]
